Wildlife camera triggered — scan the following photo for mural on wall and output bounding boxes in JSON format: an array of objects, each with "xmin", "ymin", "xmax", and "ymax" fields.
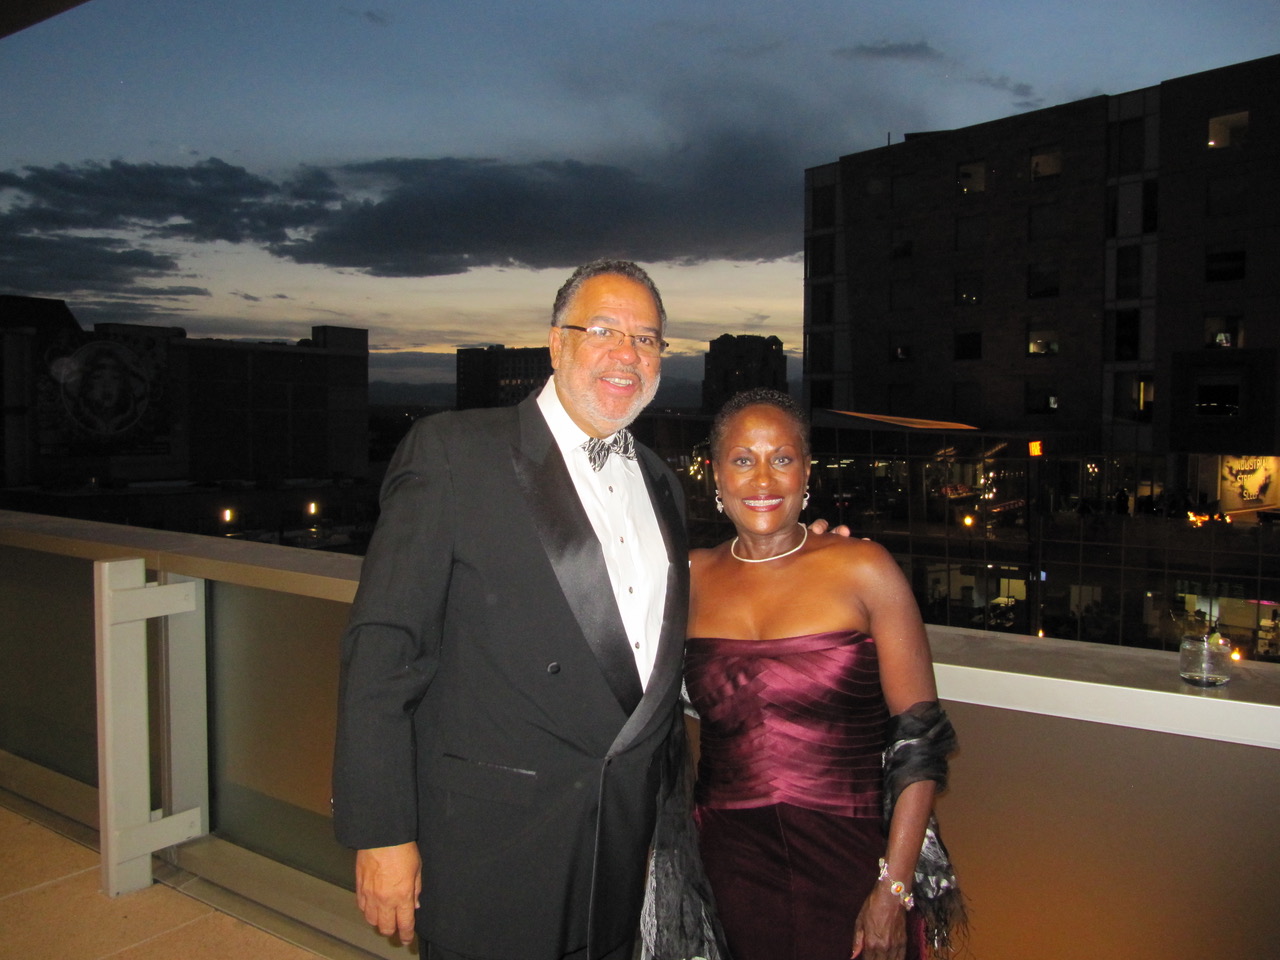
[
  {"xmin": 36, "ymin": 331, "xmax": 170, "ymax": 456},
  {"xmin": 1219, "ymin": 455, "xmax": 1278, "ymax": 513}
]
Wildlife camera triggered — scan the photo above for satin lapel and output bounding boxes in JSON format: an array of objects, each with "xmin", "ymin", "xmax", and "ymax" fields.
[
  {"xmin": 511, "ymin": 400, "xmax": 644, "ymax": 715},
  {"xmin": 609, "ymin": 448, "xmax": 690, "ymax": 751}
]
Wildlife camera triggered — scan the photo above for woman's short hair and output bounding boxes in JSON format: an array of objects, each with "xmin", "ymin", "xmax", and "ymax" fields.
[{"xmin": 710, "ymin": 387, "xmax": 809, "ymax": 460}]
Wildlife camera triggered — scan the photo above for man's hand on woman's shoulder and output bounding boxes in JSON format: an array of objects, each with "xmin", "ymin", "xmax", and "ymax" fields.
[{"xmin": 807, "ymin": 517, "xmax": 852, "ymax": 538}]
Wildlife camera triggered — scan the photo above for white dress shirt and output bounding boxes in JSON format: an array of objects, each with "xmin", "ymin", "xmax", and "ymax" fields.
[{"xmin": 537, "ymin": 378, "xmax": 669, "ymax": 689}]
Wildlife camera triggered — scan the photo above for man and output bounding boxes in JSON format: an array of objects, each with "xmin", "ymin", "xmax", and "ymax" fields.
[{"xmin": 333, "ymin": 259, "xmax": 687, "ymax": 960}]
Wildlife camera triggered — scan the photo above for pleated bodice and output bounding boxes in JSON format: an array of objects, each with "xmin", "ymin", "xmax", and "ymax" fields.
[{"xmin": 685, "ymin": 631, "xmax": 888, "ymax": 818}]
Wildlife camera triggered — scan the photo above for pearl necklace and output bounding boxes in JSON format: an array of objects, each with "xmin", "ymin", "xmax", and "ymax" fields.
[{"xmin": 730, "ymin": 523, "xmax": 808, "ymax": 563}]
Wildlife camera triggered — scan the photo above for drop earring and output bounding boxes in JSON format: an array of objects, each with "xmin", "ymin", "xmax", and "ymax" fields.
[
  {"xmin": 715, "ymin": 492, "xmax": 724, "ymax": 514},
  {"xmin": 802, "ymin": 490, "xmax": 811, "ymax": 509}
]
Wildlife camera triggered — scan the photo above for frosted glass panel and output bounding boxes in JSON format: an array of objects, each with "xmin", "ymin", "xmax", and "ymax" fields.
[
  {"xmin": 207, "ymin": 580, "xmax": 354, "ymax": 887},
  {"xmin": 0, "ymin": 546, "xmax": 97, "ymax": 785}
]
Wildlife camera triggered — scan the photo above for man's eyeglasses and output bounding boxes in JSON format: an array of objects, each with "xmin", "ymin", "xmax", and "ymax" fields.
[{"xmin": 559, "ymin": 324, "xmax": 668, "ymax": 357}]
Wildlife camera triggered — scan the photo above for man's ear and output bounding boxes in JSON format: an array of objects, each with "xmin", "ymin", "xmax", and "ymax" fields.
[{"xmin": 547, "ymin": 325, "xmax": 563, "ymax": 369}]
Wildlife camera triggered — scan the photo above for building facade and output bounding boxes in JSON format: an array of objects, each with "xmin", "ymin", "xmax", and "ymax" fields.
[
  {"xmin": 2, "ymin": 294, "xmax": 369, "ymax": 488},
  {"xmin": 802, "ymin": 54, "xmax": 1280, "ymax": 654},
  {"xmin": 701, "ymin": 333, "xmax": 788, "ymax": 412},
  {"xmin": 455, "ymin": 344, "xmax": 552, "ymax": 410},
  {"xmin": 805, "ymin": 53, "xmax": 1279, "ymax": 456}
]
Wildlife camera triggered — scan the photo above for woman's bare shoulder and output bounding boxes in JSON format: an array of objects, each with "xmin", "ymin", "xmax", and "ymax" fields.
[{"xmin": 809, "ymin": 532, "xmax": 891, "ymax": 562}]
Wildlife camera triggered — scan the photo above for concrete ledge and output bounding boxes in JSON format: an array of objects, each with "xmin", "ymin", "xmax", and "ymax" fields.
[
  {"xmin": 930, "ymin": 624, "xmax": 1280, "ymax": 749},
  {"xmin": 0, "ymin": 509, "xmax": 362, "ymax": 603}
]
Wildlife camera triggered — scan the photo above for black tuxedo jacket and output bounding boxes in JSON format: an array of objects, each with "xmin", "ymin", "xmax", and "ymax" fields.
[{"xmin": 333, "ymin": 393, "xmax": 688, "ymax": 960}]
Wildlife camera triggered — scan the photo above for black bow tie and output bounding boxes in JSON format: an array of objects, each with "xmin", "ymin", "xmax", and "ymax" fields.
[{"xmin": 583, "ymin": 429, "xmax": 637, "ymax": 471}]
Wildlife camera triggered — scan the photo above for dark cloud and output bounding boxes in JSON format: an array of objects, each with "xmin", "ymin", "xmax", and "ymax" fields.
[
  {"xmin": 342, "ymin": 8, "xmax": 390, "ymax": 26},
  {"xmin": 832, "ymin": 40, "xmax": 944, "ymax": 62},
  {"xmin": 1, "ymin": 135, "xmax": 802, "ymax": 299},
  {"xmin": 0, "ymin": 225, "xmax": 183, "ymax": 295},
  {"xmin": 0, "ymin": 158, "xmax": 336, "ymax": 299},
  {"xmin": 275, "ymin": 133, "xmax": 801, "ymax": 276},
  {"xmin": 971, "ymin": 73, "xmax": 1042, "ymax": 107},
  {"xmin": 0, "ymin": 158, "xmax": 334, "ymax": 244}
]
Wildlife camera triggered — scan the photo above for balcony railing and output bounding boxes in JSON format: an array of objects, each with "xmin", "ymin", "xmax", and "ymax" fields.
[{"xmin": 1, "ymin": 508, "xmax": 1278, "ymax": 959}]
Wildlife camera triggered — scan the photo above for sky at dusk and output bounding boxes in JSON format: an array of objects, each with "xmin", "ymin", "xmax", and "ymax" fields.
[{"xmin": 2, "ymin": 0, "xmax": 1277, "ymax": 385}]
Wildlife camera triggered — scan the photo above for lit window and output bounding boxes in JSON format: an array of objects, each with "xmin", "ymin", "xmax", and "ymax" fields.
[
  {"xmin": 1207, "ymin": 110, "xmax": 1249, "ymax": 149},
  {"xmin": 1113, "ymin": 372, "xmax": 1154, "ymax": 423},
  {"xmin": 1027, "ymin": 329, "xmax": 1059, "ymax": 356},
  {"xmin": 1204, "ymin": 315, "xmax": 1243, "ymax": 348},
  {"xmin": 957, "ymin": 160, "xmax": 986, "ymax": 193},
  {"xmin": 954, "ymin": 272, "xmax": 983, "ymax": 306},
  {"xmin": 1031, "ymin": 145, "xmax": 1062, "ymax": 179}
]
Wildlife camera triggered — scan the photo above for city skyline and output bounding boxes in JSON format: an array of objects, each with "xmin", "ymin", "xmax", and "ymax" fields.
[{"xmin": 2, "ymin": 0, "xmax": 1277, "ymax": 384}]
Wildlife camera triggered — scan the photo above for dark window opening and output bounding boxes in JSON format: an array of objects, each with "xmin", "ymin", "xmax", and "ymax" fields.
[
  {"xmin": 955, "ymin": 213, "xmax": 986, "ymax": 250},
  {"xmin": 1027, "ymin": 264, "xmax": 1060, "ymax": 299},
  {"xmin": 810, "ymin": 184, "xmax": 836, "ymax": 230},
  {"xmin": 1205, "ymin": 249, "xmax": 1246, "ymax": 282},
  {"xmin": 1115, "ymin": 246, "xmax": 1142, "ymax": 299},
  {"xmin": 1110, "ymin": 117, "xmax": 1145, "ymax": 175},
  {"xmin": 1029, "ymin": 201, "xmax": 1063, "ymax": 241},
  {"xmin": 1025, "ymin": 384, "xmax": 1060, "ymax": 414},
  {"xmin": 1207, "ymin": 175, "xmax": 1248, "ymax": 217},
  {"xmin": 809, "ymin": 284, "xmax": 834, "ymax": 326},
  {"xmin": 1195, "ymin": 382, "xmax": 1240, "ymax": 417},
  {"xmin": 954, "ymin": 331, "xmax": 982, "ymax": 361},
  {"xmin": 806, "ymin": 235, "xmax": 835, "ymax": 278},
  {"xmin": 1111, "ymin": 309, "xmax": 1141, "ymax": 362}
]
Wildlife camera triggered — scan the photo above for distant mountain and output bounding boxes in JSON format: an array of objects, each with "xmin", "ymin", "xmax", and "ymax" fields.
[
  {"xmin": 653, "ymin": 377, "xmax": 702, "ymax": 408},
  {"xmin": 369, "ymin": 381, "xmax": 456, "ymax": 407}
]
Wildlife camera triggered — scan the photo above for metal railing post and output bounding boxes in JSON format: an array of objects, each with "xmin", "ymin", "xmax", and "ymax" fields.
[{"xmin": 94, "ymin": 557, "xmax": 205, "ymax": 896}]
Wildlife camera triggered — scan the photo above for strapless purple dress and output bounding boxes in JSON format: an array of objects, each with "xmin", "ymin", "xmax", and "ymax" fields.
[{"xmin": 685, "ymin": 631, "xmax": 923, "ymax": 960}]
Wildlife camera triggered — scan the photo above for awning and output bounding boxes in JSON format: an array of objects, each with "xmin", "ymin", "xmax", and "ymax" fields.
[{"xmin": 814, "ymin": 409, "xmax": 979, "ymax": 431}]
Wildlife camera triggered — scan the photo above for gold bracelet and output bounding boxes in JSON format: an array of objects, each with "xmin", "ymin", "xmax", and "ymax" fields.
[{"xmin": 877, "ymin": 858, "xmax": 915, "ymax": 909}]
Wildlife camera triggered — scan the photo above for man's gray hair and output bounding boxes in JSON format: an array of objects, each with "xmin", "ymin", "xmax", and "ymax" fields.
[{"xmin": 552, "ymin": 259, "xmax": 667, "ymax": 332}]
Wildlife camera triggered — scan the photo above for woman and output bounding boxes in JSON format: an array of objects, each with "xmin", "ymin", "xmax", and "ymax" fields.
[{"xmin": 685, "ymin": 389, "xmax": 962, "ymax": 960}]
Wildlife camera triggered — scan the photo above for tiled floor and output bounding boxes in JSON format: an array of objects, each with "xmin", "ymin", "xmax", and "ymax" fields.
[{"xmin": 0, "ymin": 802, "xmax": 324, "ymax": 960}]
